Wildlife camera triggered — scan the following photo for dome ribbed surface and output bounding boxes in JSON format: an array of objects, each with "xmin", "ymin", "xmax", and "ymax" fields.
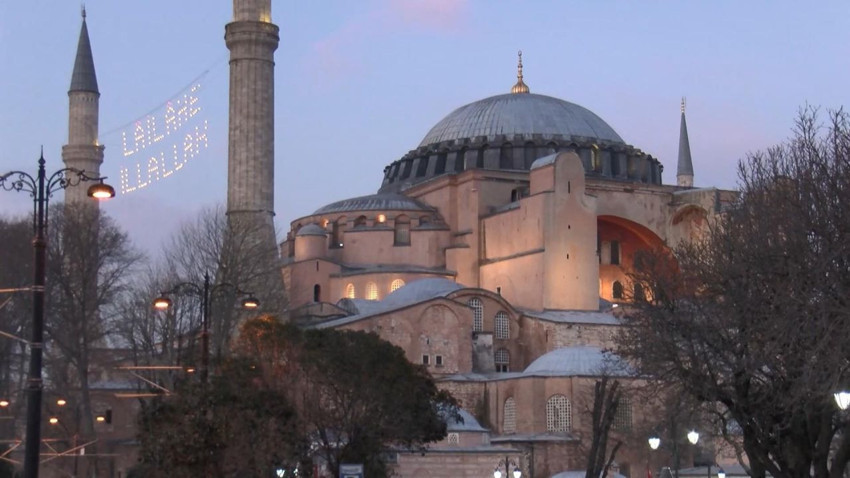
[
  {"xmin": 313, "ymin": 193, "xmax": 433, "ymax": 215},
  {"xmin": 419, "ymin": 93, "xmax": 623, "ymax": 147}
]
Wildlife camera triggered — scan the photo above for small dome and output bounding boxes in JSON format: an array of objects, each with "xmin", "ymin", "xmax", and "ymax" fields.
[
  {"xmin": 444, "ymin": 408, "xmax": 488, "ymax": 432},
  {"xmin": 296, "ymin": 223, "xmax": 326, "ymax": 237},
  {"xmin": 523, "ymin": 346, "xmax": 630, "ymax": 376},
  {"xmin": 313, "ymin": 193, "xmax": 434, "ymax": 215},
  {"xmin": 382, "ymin": 278, "xmax": 463, "ymax": 309},
  {"xmin": 419, "ymin": 93, "xmax": 624, "ymax": 148}
]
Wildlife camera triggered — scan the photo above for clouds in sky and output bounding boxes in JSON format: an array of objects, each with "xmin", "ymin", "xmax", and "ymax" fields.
[{"xmin": 307, "ymin": 0, "xmax": 468, "ymax": 86}]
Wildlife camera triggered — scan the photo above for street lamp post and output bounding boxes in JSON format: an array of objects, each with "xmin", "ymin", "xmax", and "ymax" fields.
[
  {"xmin": 493, "ymin": 455, "xmax": 522, "ymax": 478},
  {"xmin": 686, "ymin": 430, "xmax": 723, "ymax": 478},
  {"xmin": 1, "ymin": 153, "xmax": 114, "ymax": 478},
  {"xmin": 835, "ymin": 391, "xmax": 850, "ymax": 410},
  {"xmin": 153, "ymin": 272, "xmax": 259, "ymax": 382}
]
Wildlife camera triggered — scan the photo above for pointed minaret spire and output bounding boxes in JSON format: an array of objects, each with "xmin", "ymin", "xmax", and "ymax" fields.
[
  {"xmin": 511, "ymin": 50, "xmax": 530, "ymax": 94},
  {"xmin": 63, "ymin": 8, "xmax": 104, "ymax": 204},
  {"xmin": 69, "ymin": 6, "xmax": 98, "ymax": 94},
  {"xmin": 677, "ymin": 97, "xmax": 694, "ymax": 187}
]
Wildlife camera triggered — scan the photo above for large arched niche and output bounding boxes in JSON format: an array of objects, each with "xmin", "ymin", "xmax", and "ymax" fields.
[
  {"xmin": 669, "ymin": 204, "xmax": 710, "ymax": 246},
  {"xmin": 597, "ymin": 215, "xmax": 667, "ymax": 302}
]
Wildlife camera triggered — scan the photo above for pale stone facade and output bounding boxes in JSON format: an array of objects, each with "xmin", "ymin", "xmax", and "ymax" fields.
[{"xmin": 280, "ymin": 66, "xmax": 734, "ymax": 476}]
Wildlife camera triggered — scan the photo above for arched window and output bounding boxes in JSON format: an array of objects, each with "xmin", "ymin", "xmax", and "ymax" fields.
[
  {"xmin": 612, "ymin": 281, "xmax": 624, "ymax": 300},
  {"xmin": 394, "ymin": 215, "xmax": 410, "ymax": 246},
  {"xmin": 366, "ymin": 282, "xmax": 378, "ymax": 300},
  {"xmin": 415, "ymin": 156, "xmax": 429, "ymax": 177},
  {"xmin": 390, "ymin": 279, "xmax": 405, "ymax": 292},
  {"xmin": 546, "ymin": 395, "xmax": 571, "ymax": 432},
  {"xmin": 494, "ymin": 311, "xmax": 510, "ymax": 339},
  {"xmin": 455, "ymin": 148, "xmax": 467, "ymax": 172},
  {"xmin": 610, "ymin": 240, "xmax": 620, "ymax": 265},
  {"xmin": 435, "ymin": 152, "xmax": 447, "ymax": 174},
  {"xmin": 591, "ymin": 144, "xmax": 602, "ymax": 171},
  {"xmin": 344, "ymin": 283, "xmax": 355, "ymax": 299},
  {"xmin": 476, "ymin": 146, "xmax": 487, "ymax": 168},
  {"xmin": 634, "ymin": 282, "xmax": 646, "ymax": 302},
  {"xmin": 503, "ymin": 397, "xmax": 517, "ymax": 434},
  {"xmin": 495, "ymin": 348, "xmax": 510, "ymax": 372},
  {"xmin": 523, "ymin": 141, "xmax": 537, "ymax": 169},
  {"xmin": 353, "ymin": 215, "xmax": 367, "ymax": 228},
  {"xmin": 468, "ymin": 298, "xmax": 483, "ymax": 332},
  {"xmin": 613, "ymin": 397, "xmax": 633, "ymax": 431},
  {"xmin": 500, "ymin": 143, "xmax": 513, "ymax": 169},
  {"xmin": 313, "ymin": 284, "xmax": 321, "ymax": 302}
]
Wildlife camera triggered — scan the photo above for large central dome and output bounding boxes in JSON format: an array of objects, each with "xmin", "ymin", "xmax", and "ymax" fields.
[
  {"xmin": 419, "ymin": 93, "xmax": 624, "ymax": 148},
  {"xmin": 378, "ymin": 54, "xmax": 663, "ymax": 193}
]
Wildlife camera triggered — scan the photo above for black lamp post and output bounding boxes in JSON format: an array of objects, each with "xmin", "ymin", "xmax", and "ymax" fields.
[
  {"xmin": 1, "ymin": 153, "xmax": 114, "ymax": 478},
  {"xmin": 153, "ymin": 272, "xmax": 259, "ymax": 382}
]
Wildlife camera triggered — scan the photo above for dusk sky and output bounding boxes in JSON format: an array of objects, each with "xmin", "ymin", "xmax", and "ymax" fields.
[{"xmin": 1, "ymin": 1, "xmax": 848, "ymax": 255}]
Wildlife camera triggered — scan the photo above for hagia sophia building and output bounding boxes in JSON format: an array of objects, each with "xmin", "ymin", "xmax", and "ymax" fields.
[
  {"xmin": 55, "ymin": 0, "xmax": 738, "ymax": 477},
  {"xmin": 275, "ymin": 15, "xmax": 736, "ymax": 478}
]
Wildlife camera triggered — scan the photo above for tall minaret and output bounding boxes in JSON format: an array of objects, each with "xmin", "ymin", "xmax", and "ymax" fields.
[
  {"xmin": 62, "ymin": 7, "xmax": 105, "ymax": 205},
  {"xmin": 225, "ymin": 0, "xmax": 279, "ymax": 235},
  {"xmin": 676, "ymin": 97, "xmax": 694, "ymax": 187}
]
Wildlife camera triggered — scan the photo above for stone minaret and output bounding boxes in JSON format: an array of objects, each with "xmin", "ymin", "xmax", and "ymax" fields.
[
  {"xmin": 225, "ymin": 0, "xmax": 279, "ymax": 232},
  {"xmin": 676, "ymin": 97, "xmax": 694, "ymax": 187},
  {"xmin": 63, "ymin": 8, "xmax": 105, "ymax": 204}
]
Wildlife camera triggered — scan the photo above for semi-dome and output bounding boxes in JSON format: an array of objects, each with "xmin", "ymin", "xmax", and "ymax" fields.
[
  {"xmin": 295, "ymin": 223, "xmax": 326, "ymax": 237},
  {"xmin": 523, "ymin": 346, "xmax": 631, "ymax": 377},
  {"xmin": 419, "ymin": 93, "xmax": 624, "ymax": 148}
]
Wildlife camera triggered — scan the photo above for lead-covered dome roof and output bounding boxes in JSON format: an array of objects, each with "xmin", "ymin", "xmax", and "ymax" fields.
[
  {"xmin": 378, "ymin": 54, "xmax": 664, "ymax": 193},
  {"xmin": 313, "ymin": 193, "xmax": 434, "ymax": 215},
  {"xmin": 419, "ymin": 93, "xmax": 624, "ymax": 148}
]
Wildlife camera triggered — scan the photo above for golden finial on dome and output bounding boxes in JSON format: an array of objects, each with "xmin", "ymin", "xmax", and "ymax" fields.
[{"xmin": 511, "ymin": 50, "xmax": 530, "ymax": 94}]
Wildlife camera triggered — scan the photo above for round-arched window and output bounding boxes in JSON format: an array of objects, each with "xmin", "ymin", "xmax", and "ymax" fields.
[
  {"xmin": 546, "ymin": 394, "xmax": 571, "ymax": 432},
  {"xmin": 366, "ymin": 282, "xmax": 378, "ymax": 300},
  {"xmin": 390, "ymin": 279, "xmax": 405, "ymax": 292}
]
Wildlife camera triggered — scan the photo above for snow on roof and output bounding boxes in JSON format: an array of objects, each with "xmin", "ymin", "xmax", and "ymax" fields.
[
  {"xmin": 445, "ymin": 408, "xmax": 488, "ymax": 432},
  {"xmin": 312, "ymin": 278, "xmax": 463, "ymax": 329},
  {"xmin": 382, "ymin": 277, "xmax": 463, "ymax": 308},
  {"xmin": 551, "ymin": 472, "xmax": 628, "ymax": 478},
  {"xmin": 523, "ymin": 346, "xmax": 632, "ymax": 377},
  {"xmin": 521, "ymin": 309, "xmax": 621, "ymax": 325}
]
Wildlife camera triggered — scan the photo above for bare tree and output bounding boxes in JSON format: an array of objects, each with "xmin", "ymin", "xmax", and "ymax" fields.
[
  {"xmin": 116, "ymin": 205, "xmax": 286, "ymax": 389},
  {"xmin": 43, "ymin": 204, "xmax": 143, "ymax": 470},
  {"xmin": 0, "ymin": 216, "xmax": 32, "ymax": 450},
  {"xmin": 617, "ymin": 109, "xmax": 850, "ymax": 478},
  {"xmin": 585, "ymin": 377, "xmax": 623, "ymax": 478},
  {"xmin": 163, "ymin": 206, "xmax": 285, "ymax": 357}
]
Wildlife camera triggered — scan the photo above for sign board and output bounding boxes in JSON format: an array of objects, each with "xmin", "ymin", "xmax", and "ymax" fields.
[{"xmin": 339, "ymin": 463, "xmax": 364, "ymax": 478}]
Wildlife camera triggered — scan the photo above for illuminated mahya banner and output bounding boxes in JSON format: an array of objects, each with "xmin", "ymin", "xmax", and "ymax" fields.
[{"xmin": 117, "ymin": 82, "xmax": 209, "ymax": 194}]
